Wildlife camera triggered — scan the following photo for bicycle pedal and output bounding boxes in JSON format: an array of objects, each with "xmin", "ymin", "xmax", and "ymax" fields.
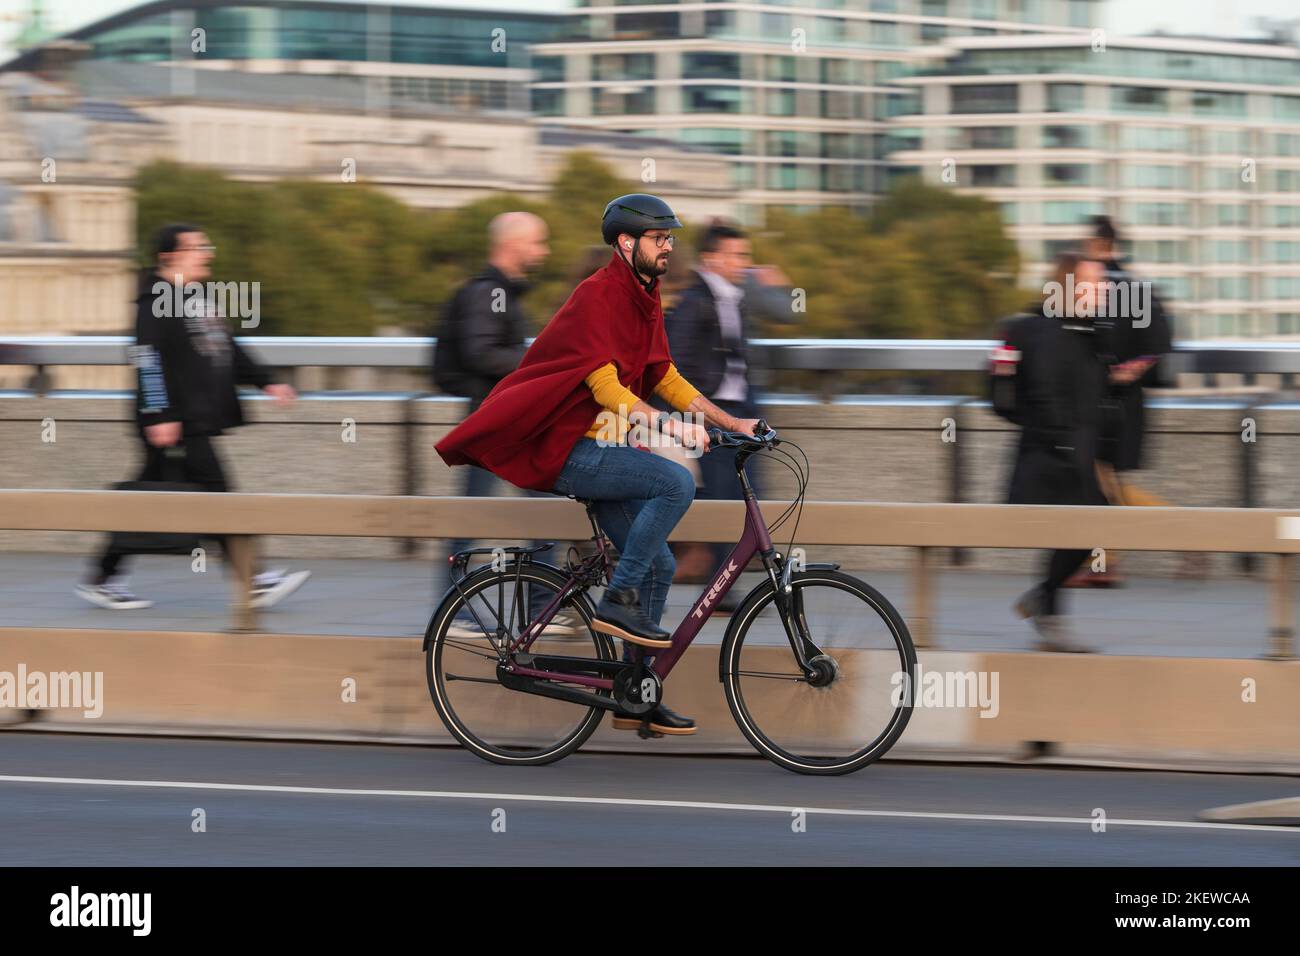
[{"xmin": 635, "ymin": 723, "xmax": 664, "ymax": 740}]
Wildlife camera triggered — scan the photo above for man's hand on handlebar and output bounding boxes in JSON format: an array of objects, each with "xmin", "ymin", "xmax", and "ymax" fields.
[
  {"xmin": 732, "ymin": 418, "xmax": 763, "ymax": 437},
  {"xmin": 664, "ymin": 416, "xmax": 711, "ymax": 452}
]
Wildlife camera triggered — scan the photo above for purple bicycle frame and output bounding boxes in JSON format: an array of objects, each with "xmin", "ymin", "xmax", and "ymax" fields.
[{"xmin": 507, "ymin": 496, "xmax": 773, "ymax": 688}]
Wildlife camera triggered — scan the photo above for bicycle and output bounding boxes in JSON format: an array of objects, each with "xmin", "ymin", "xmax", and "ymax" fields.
[{"xmin": 425, "ymin": 420, "xmax": 917, "ymax": 775}]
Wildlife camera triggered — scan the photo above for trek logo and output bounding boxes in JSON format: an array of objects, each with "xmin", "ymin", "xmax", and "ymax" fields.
[
  {"xmin": 692, "ymin": 560, "xmax": 739, "ymax": 619},
  {"xmin": 50, "ymin": 886, "xmax": 151, "ymax": 936}
]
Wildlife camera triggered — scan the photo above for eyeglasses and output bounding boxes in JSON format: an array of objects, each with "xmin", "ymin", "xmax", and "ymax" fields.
[{"xmin": 643, "ymin": 234, "xmax": 676, "ymax": 249}]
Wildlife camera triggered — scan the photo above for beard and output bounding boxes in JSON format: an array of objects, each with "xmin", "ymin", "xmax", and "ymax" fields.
[{"xmin": 633, "ymin": 244, "xmax": 669, "ymax": 278}]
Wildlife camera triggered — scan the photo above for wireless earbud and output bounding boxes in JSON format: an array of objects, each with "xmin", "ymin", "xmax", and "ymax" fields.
[{"xmin": 624, "ymin": 241, "xmax": 632, "ymax": 249}]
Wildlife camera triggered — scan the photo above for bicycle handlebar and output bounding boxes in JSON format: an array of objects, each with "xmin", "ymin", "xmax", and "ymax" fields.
[{"xmin": 706, "ymin": 418, "xmax": 779, "ymax": 450}]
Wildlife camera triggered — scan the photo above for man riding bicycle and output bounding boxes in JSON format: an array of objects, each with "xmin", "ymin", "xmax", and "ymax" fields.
[{"xmin": 436, "ymin": 194, "xmax": 761, "ymax": 736}]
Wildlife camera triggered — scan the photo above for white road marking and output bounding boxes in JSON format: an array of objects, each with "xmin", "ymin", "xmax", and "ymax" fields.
[{"xmin": 0, "ymin": 773, "xmax": 1294, "ymax": 834}]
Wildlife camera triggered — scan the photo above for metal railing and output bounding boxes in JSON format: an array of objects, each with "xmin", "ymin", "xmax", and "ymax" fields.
[{"xmin": 5, "ymin": 335, "xmax": 1300, "ymax": 376}]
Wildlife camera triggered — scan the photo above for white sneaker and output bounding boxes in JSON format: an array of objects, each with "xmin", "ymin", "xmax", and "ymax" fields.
[
  {"xmin": 249, "ymin": 569, "xmax": 311, "ymax": 609},
  {"xmin": 75, "ymin": 580, "xmax": 153, "ymax": 610},
  {"xmin": 539, "ymin": 607, "xmax": 586, "ymax": 639}
]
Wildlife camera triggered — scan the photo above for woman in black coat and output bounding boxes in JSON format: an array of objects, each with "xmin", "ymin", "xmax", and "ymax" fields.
[{"xmin": 991, "ymin": 252, "xmax": 1111, "ymax": 652}]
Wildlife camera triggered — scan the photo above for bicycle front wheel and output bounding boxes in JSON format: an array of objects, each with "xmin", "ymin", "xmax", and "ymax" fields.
[
  {"xmin": 427, "ymin": 564, "xmax": 615, "ymax": 766},
  {"xmin": 721, "ymin": 570, "xmax": 916, "ymax": 775}
]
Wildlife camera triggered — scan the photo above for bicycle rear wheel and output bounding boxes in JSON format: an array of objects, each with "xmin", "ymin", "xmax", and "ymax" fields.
[
  {"xmin": 721, "ymin": 569, "xmax": 916, "ymax": 775},
  {"xmin": 426, "ymin": 564, "xmax": 615, "ymax": 766}
]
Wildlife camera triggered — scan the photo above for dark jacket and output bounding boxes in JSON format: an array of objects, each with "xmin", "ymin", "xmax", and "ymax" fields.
[
  {"xmin": 1095, "ymin": 256, "xmax": 1174, "ymax": 471},
  {"xmin": 664, "ymin": 270, "xmax": 754, "ymax": 401},
  {"xmin": 132, "ymin": 273, "xmax": 271, "ymax": 437},
  {"xmin": 996, "ymin": 302, "xmax": 1109, "ymax": 507},
  {"xmin": 443, "ymin": 264, "xmax": 530, "ymax": 409}
]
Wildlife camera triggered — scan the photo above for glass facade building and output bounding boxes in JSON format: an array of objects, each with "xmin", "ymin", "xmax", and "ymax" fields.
[
  {"xmin": 889, "ymin": 34, "xmax": 1300, "ymax": 339},
  {"xmin": 533, "ymin": 0, "xmax": 1102, "ymax": 221}
]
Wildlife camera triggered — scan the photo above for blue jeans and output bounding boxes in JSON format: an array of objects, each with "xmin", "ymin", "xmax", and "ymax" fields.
[{"xmin": 550, "ymin": 438, "xmax": 696, "ymax": 627}]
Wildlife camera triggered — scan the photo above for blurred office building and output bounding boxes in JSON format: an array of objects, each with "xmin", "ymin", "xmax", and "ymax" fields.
[
  {"xmin": 533, "ymin": 0, "xmax": 1102, "ymax": 222},
  {"xmin": 888, "ymin": 31, "xmax": 1300, "ymax": 339}
]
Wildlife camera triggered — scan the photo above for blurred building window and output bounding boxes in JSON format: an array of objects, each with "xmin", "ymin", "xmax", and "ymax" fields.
[
  {"xmin": 1120, "ymin": 126, "xmax": 1187, "ymax": 151},
  {"xmin": 1272, "ymin": 241, "xmax": 1300, "ymax": 262},
  {"xmin": 760, "ymin": 12, "xmax": 792, "ymax": 41},
  {"xmin": 593, "ymin": 86, "xmax": 655, "ymax": 116},
  {"xmin": 1212, "ymin": 204, "xmax": 1250, "ymax": 227},
  {"xmin": 950, "ymin": 84, "xmax": 1018, "ymax": 114},
  {"xmin": 1045, "ymin": 83, "xmax": 1085, "ymax": 113},
  {"xmin": 533, "ymin": 56, "xmax": 566, "ymax": 83},
  {"xmin": 921, "ymin": 23, "xmax": 949, "ymax": 43},
  {"xmin": 1275, "ymin": 96, "xmax": 1300, "ymax": 123},
  {"xmin": 971, "ymin": 164, "xmax": 1017, "ymax": 186},
  {"xmin": 874, "ymin": 21, "xmax": 900, "ymax": 47},
  {"xmin": 1274, "ymin": 169, "xmax": 1300, "ymax": 192},
  {"xmin": 1044, "ymin": 200, "xmax": 1102, "ymax": 224},
  {"xmin": 1044, "ymin": 163, "xmax": 1092, "ymax": 187},
  {"xmin": 767, "ymin": 163, "xmax": 805, "ymax": 191},
  {"xmin": 1043, "ymin": 125, "xmax": 1092, "ymax": 149},
  {"xmin": 1276, "ymin": 313, "xmax": 1300, "ymax": 335},
  {"xmin": 766, "ymin": 131, "xmax": 801, "ymax": 158},
  {"xmin": 594, "ymin": 53, "xmax": 656, "ymax": 82},
  {"xmin": 1111, "ymin": 86, "xmax": 1168, "ymax": 114},
  {"xmin": 684, "ymin": 85, "xmax": 746, "ymax": 114},
  {"xmin": 1044, "ymin": 238, "xmax": 1078, "ymax": 260},
  {"xmin": 999, "ymin": 202, "xmax": 1019, "ymax": 224},
  {"xmin": 682, "ymin": 52, "xmax": 740, "ymax": 80},
  {"xmin": 1216, "ymin": 276, "xmax": 1250, "ymax": 299},
  {"xmin": 766, "ymin": 55, "xmax": 797, "ymax": 83},
  {"xmin": 1123, "ymin": 165, "xmax": 1187, "ymax": 189},
  {"xmin": 1266, "ymin": 205, "xmax": 1300, "ymax": 227},
  {"xmin": 1272, "ymin": 133, "xmax": 1300, "ymax": 156},
  {"xmin": 732, "ymin": 163, "xmax": 756, "ymax": 189},
  {"xmin": 613, "ymin": 12, "xmax": 678, "ymax": 40},
  {"xmin": 1192, "ymin": 90, "xmax": 1246, "ymax": 117},
  {"xmin": 821, "ymin": 59, "xmax": 853, "ymax": 85},
  {"xmin": 821, "ymin": 132, "xmax": 853, "ymax": 159},
  {"xmin": 1203, "ymin": 166, "xmax": 1247, "ymax": 190},
  {"xmin": 765, "ymin": 88, "xmax": 797, "ymax": 116},
  {"xmin": 679, "ymin": 128, "xmax": 751, "ymax": 155},
  {"xmin": 1133, "ymin": 202, "xmax": 1188, "ymax": 226},
  {"xmin": 1133, "ymin": 239, "xmax": 1190, "ymax": 263},
  {"xmin": 705, "ymin": 9, "xmax": 737, "ymax": 37},
  {"xmin": 821, "ymin": 90, "xmax": 854, "ymax": 119},
  {"xmin": 1151, "ymin": 276, "xmax": 1192, "ymax": 301},
  {"xmin": 1068, "ymin": 0, "xmax": 1092, "ymax": 28},
  {"xmin": 971, "ymin": 0, "xmax": 998, "ymax": 20},
  {"xmin": 885, "ymin": 128, "xmax": 923, "ymax": 153},
  {"xmin": 959, "ymin": 126, "xmax": 1017, "ymax": 149},
  {"xmin": 531, "ymin": 88, "xmax": 565, "ymax": 117},
  {"xmin": 822, "ymin": 164, "xmax": 854, "ymax": 192},
  {"xmin": 1211, "ymin": 239, "xmax": 1249, "ymax": 263}
]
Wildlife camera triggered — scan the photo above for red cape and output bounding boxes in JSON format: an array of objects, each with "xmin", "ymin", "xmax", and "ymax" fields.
[{"xmin": 435, "ymin": 254, "xmax": 672, "ymax": 491}]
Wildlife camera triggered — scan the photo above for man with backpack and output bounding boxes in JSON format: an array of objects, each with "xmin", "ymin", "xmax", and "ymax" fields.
[{"xmin": 434, "ymin": 212, "xmax": 572, "ymax": 630}]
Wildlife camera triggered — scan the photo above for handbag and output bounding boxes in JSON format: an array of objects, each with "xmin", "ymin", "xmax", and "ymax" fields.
[{"xmin": 107, "ymin": 446, "xmax": 208, "ymax": 555}]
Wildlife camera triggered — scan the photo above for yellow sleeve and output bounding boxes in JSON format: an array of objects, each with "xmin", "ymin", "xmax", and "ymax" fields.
[
  {"xmin": 584, "ymin": 362, "xmax": 641, "ymax": 416},
  {"xmin": 652, "ymin": 363, "xmax": 702, "ymax": 413}
]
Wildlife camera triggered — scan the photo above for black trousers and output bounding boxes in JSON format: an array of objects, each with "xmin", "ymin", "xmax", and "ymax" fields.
[
  {"xmin": 94, "ymin": 433, "xmax": 231, "ymax": 582},
  {"xmin": 1040, "ymin": 549, "xmax": 1090, "ymax": 615}
]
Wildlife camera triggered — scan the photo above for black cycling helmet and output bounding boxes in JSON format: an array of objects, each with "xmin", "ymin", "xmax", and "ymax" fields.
[{"xmin": 601, "ymin": 193, "xmax": 683, "ymax": 246}]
